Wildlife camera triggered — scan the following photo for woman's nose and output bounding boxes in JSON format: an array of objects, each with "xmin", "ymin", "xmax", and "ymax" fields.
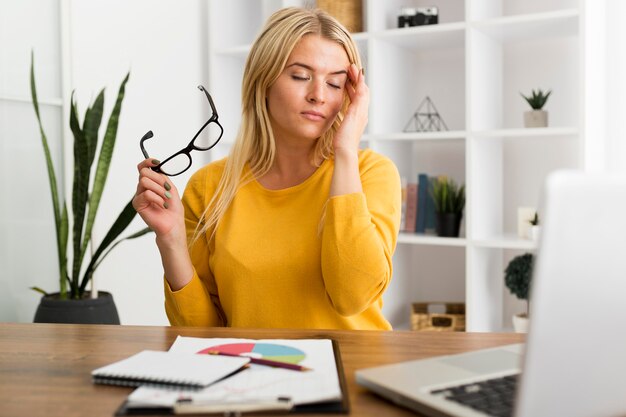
[{"xmin": 306, "ymin": 80, "xmax": 325, "ymax": 104}]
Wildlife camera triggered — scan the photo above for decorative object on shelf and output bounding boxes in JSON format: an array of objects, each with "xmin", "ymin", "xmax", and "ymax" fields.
[
  {"xmin": 411, "ymin": 302, "xmax": 465, "ymax": 332},
  {"xmin": 430, "ymin": 177, "xmax": 465, "ymax": 237},
  {"xmin": 29, "ymin": 53, "xmax": 151, "ymax": 324},
  {"xmin": 521, "ymin": 88, "xmax": 551, "ymax": 128},
  {"xmin": 504, "ymin": 253, "xmax": 534, "ymax": 333},
  {"xmin": 403, "ymin": 96, "xmax": 449, "ymax": 132},
  {"xmin": 317, "ymin": 0, "xmax": 362, "ymax": 33},
  {"xmin": 527, "ymin": 212, "xmax": 540, "ymax": 241},
  {"xmin": 517, "ymin": 206, "xmax": 537, "ymax": 239},
  {"xmin": 398, "ymin": 6, "xmax": 439, "ymax": 28}
]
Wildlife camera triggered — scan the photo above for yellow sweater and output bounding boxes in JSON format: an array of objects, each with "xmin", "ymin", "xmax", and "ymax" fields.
[{"xmin": 164, "ymin": 149, "xmax": 401, "ymax": 330}]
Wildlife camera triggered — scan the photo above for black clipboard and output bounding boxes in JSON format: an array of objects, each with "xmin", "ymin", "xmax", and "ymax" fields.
[{"xmin": 114, "ymin": 339, "xmax": 349, "ymax": 415}]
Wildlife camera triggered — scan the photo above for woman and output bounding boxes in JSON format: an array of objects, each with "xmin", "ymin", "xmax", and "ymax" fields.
[{"xmin": 133, "ymin": 7, "xmax": 401, "ymax": 330}]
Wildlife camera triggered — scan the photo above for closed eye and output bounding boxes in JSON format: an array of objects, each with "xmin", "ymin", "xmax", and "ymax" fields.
[{"xmin": 292, "ymin": 75, "xmax": 310, "ymax": 81}]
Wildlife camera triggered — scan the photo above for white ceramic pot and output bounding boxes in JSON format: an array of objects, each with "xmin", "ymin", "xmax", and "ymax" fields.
[
  {"xmin": 512, "ymin": 313, "xmax": 529, "ymax": 333},
  {"xmin": 523, "ymin": 110, "xmax": 548, "ymax": 128},
  {"xmin": 528, "ymin": 225, "xmax": 540, "ymax": 241}
]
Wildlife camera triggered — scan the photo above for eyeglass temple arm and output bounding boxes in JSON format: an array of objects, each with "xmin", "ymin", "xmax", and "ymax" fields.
[
  {"xmin": 140, "ymin": 130, "xmax": 154, "ymax": 159},
  {"xmin": 190, "ymin": 86, "xmax": 221, "ymax": 146},
  {"xmin": 198, "ymin": 85, "xmax": 218, "ymax": 116}
]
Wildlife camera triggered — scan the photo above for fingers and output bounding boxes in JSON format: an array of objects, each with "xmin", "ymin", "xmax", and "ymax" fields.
[
  {"xmin": 137, "ymin": 157, "xmax": 161, "ymax": 173},
  {"xmin": 134, "ymin": 158, "xmax": 178, "ymax": 211},
  {"xmin": 345, "ymin": 64, "xmax": 368, "ymax": 103}
]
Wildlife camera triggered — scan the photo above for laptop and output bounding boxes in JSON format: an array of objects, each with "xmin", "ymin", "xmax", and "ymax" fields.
[{"xmin": 356, "ymin": 170, "xmax": 626, "ymax": 417}]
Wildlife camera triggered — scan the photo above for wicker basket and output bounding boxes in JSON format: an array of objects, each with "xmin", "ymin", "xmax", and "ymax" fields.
[
  {"xmin": 411, "ymin": 302, "xmax": 466, "ymax": 332},
  {"xmin": 317, "ymin": 0, "xmax": 363, "ymax": 33}
]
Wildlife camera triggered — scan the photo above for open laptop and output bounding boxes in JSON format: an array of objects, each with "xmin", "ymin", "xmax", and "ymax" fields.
[{"xmin": 356, "ymin": 170, "xmax": 626, "ymax": 417}]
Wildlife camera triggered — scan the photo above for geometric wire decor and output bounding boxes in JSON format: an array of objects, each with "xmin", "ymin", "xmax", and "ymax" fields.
[{"xmin": 403, "ymin": 96, "xmax": 449, "ymax": 132}]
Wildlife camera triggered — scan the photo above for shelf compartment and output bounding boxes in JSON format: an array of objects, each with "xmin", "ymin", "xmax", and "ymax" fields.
[{"xmin": 369, "ymin": 38, "xmax": 465, "ymax": 134}]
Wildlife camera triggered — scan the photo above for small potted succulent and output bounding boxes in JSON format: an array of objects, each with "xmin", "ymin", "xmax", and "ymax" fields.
[
  {"xmin": 504, "ymin": 253, "xmax": 534, "ymax": 333},
  {"xmin": 520, "ymin": 88, "xmax": 551, "ymax": 128},
  {"xmin": 430, "ymin": 177, "xmax": 465, "ymax": 237}
]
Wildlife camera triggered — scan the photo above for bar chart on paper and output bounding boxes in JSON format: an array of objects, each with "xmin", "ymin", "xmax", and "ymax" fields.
[{"xmin": 198, "ymin": 343, "xmax": 306, "ymax": 365}]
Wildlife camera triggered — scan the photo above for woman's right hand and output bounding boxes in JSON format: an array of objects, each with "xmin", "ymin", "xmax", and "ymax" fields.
[{"xmin": 132, "ymin": 159, "xmax": 185, "ymax": 244}]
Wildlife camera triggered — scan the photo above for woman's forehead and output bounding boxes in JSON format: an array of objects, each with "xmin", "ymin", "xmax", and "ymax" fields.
[{"xmin": 285, "ymin": 34, "xmax": 350, "ymax": 71}]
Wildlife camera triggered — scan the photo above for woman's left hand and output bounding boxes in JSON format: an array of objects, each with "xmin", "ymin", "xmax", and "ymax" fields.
[{"xmin": 333, "ymin": 63, "xmax": 369, "ymax": 154}]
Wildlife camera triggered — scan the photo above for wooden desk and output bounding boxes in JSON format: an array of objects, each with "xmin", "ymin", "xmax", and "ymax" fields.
[{"xmin": 0, "ymin": 323, "xmax": 523, "ymax": 417}]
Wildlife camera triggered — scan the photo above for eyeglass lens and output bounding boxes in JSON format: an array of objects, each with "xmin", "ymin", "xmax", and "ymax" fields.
[
  {"xmin": 158, "ymin": 154, "xmax": 192, "ymax": 176},
  {"xmin": 194, "ymin": 119, "xmax": 223, "ymax": 150}
]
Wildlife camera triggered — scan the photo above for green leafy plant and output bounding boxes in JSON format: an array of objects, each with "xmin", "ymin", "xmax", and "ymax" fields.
[
  {"xmin": 504, "ymin": 253, "xmax": 534, "ymax": 315},
  {"xmin": 30, "ymin": 52, "xmax": 151, "ymax": 300},
  {"xmin": 430, "ymin": 177, "xmax": 466, "ymax": 214},
  {"xmin": 520, "ymin": 88, "xmax": 552, "ymax": 110},
  {"xmin": 528, "ymin": 212, "xmax": 539, "ymax": 226}
]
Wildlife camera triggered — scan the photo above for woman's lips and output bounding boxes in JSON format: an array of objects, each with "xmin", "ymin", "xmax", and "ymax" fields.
[{"xmin": 301, "ymin": 111, "xmax": 325, "ymax": 121}]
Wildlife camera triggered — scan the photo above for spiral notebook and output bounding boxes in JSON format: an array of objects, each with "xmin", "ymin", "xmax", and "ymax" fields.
[{"xmin": 92, "ymin": 350, "xmax": 250, "ymax": 389}]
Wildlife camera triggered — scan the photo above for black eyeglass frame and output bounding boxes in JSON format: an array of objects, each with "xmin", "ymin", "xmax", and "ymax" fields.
[{"xmin": 140, "ymin": 85, "xmax": 224, "ymax": 177}]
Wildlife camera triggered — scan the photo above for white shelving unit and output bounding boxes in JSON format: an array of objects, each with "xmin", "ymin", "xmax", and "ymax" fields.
[{"xmin": 206, "ymin": 0, "xmax": 583, "ymax": 331}]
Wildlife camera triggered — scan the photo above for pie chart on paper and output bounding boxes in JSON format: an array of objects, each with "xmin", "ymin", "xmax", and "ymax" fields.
[{"xmin": 197, "ymin": 343, "xmax": 306, "ymax": 364}]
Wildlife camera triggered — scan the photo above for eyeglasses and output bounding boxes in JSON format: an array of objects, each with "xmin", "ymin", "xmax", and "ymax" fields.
[{"xmin": 140, "ymin": 85, "xmax": 223, "ymax": 176}]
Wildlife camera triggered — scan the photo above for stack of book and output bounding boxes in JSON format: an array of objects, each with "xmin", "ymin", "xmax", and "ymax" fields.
[{"xmin": 401, "ymin": 173, "xmax": 443, "ymax": 234}]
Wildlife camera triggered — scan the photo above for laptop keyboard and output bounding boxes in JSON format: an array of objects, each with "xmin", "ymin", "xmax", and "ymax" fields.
[{"xmin": 431, "ymin": 374, "xmax": 519, "ymax": 417}]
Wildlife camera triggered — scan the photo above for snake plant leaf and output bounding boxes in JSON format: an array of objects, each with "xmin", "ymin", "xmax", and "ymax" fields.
[
  {"xmin": 79, "ymin": 198, "xmax": 149, "ymax": 292},
  {"xmin": 69, "ymin": 94, "xmax": 90, "ymax": 288},
  {"xmin": 30, "ymin": 287, "xmax": 49, "ymax": 296},
  {"xmin": 60, "ymin": 202, "xmax": 69, "ymax": 297},
  {"xmin": 83, "ymin": 89, "xmax": 105, "ymax": 169},
  {"xmin": 30, "ymin": 51, "xmax": 67, "ymax": 297},
  {"xmin": 81, "ymin": 72, "xmax": 130, "ymax": 268}
]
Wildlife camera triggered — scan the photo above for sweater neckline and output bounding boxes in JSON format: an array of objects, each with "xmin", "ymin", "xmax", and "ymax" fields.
[{"xmin": 250, "ymin": 158, "xmax": 331, "ymax": 195}]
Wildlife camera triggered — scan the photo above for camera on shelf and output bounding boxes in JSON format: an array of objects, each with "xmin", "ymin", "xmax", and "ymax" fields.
[{"xmin": 398, "ymin": 6, "xmax": 439, "ymax": 28}]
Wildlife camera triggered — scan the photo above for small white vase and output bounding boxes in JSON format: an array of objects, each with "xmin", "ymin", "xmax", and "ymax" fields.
[
  {"xmin": 523, "ymin": 110, "xmax": 548, "ymax": 128},
  {"xmin": 512, "ymin": 313, "xmax": 529, "ymax": 333},
  {"xmin": 528, "ymin": 225, "xmax": 540, "ymax": 241}
]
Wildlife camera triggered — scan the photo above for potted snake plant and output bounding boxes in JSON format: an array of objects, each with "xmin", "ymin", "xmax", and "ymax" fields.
[
  {"xmin": 430, "ymin": 177, "xmax": 465, "ymax": 237},
  {"xmin": 30, "ymin": 52, "xmax": 151, "ymax": 324},
  {"xmin": 521, "ymin": 88, "xmax": 551, "ymax": 128}
]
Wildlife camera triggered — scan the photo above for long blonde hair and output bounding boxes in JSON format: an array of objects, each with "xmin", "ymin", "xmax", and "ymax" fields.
[{"xmin": 195, "ymin": 7, "xmax": 362, "ymax": 241}]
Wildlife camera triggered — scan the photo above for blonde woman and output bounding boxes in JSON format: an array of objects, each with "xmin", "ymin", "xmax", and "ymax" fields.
[{"xmin": 133, "ymin": 7, "xmax": 401, "ymax": 330}]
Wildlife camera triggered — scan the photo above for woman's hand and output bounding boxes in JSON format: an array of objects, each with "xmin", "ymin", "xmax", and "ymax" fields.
[
  {"xmin": 329, "ymin": 64, "xmax": 368, "ymax": 197},
  {"xmin": 132, "ymin": 159, "xmax": 185, "ymax": 244},
  {"xmin": 333, "ymin": 63, "xmax": 370, "ymax": 155},
  {"xmin": 133, "ymin": 159, "xmax": 194, "ymax": 290}
]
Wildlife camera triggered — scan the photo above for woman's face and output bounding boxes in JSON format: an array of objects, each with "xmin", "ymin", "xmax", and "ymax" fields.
[{"xmin": 266, "ymin": 34, "xmax": 350, "ymax": 147}]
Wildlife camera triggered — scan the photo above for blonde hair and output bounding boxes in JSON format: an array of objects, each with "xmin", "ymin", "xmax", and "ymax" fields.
[{"xmin": 194, "ymin": 7, "xmax": 362, "ymax": 241}]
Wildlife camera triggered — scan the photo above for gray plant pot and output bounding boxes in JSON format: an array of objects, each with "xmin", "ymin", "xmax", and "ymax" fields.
[
  {"xmin": 523, "ymin": 110, "xmax": 548, "ymax": 128},
  {"xmin": 33, "ymin": 291, "xmax": 120, "ymax": 324}
]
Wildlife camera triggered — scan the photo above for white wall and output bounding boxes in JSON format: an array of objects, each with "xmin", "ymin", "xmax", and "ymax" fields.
[
  {"xmin": 1, "ymin": 0, "xmax": 64, "ymax": 322},
  {"xmin": 1, "ymin": 0, "xmax": 208, "ymax": 325}
]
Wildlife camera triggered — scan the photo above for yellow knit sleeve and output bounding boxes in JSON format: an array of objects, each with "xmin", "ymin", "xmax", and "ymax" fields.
[
  {"xmin": 321, "ymin": 154, "xmax": 401, "ymax": 316},
  {"xmin": 163, "ymin": 164, "xmax": 226, "ymax": 327}
]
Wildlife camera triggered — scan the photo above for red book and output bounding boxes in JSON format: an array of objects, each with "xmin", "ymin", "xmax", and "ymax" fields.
[{"xmin": 404, "ymin": 183, "xmax": 418, "ymax": 233}]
